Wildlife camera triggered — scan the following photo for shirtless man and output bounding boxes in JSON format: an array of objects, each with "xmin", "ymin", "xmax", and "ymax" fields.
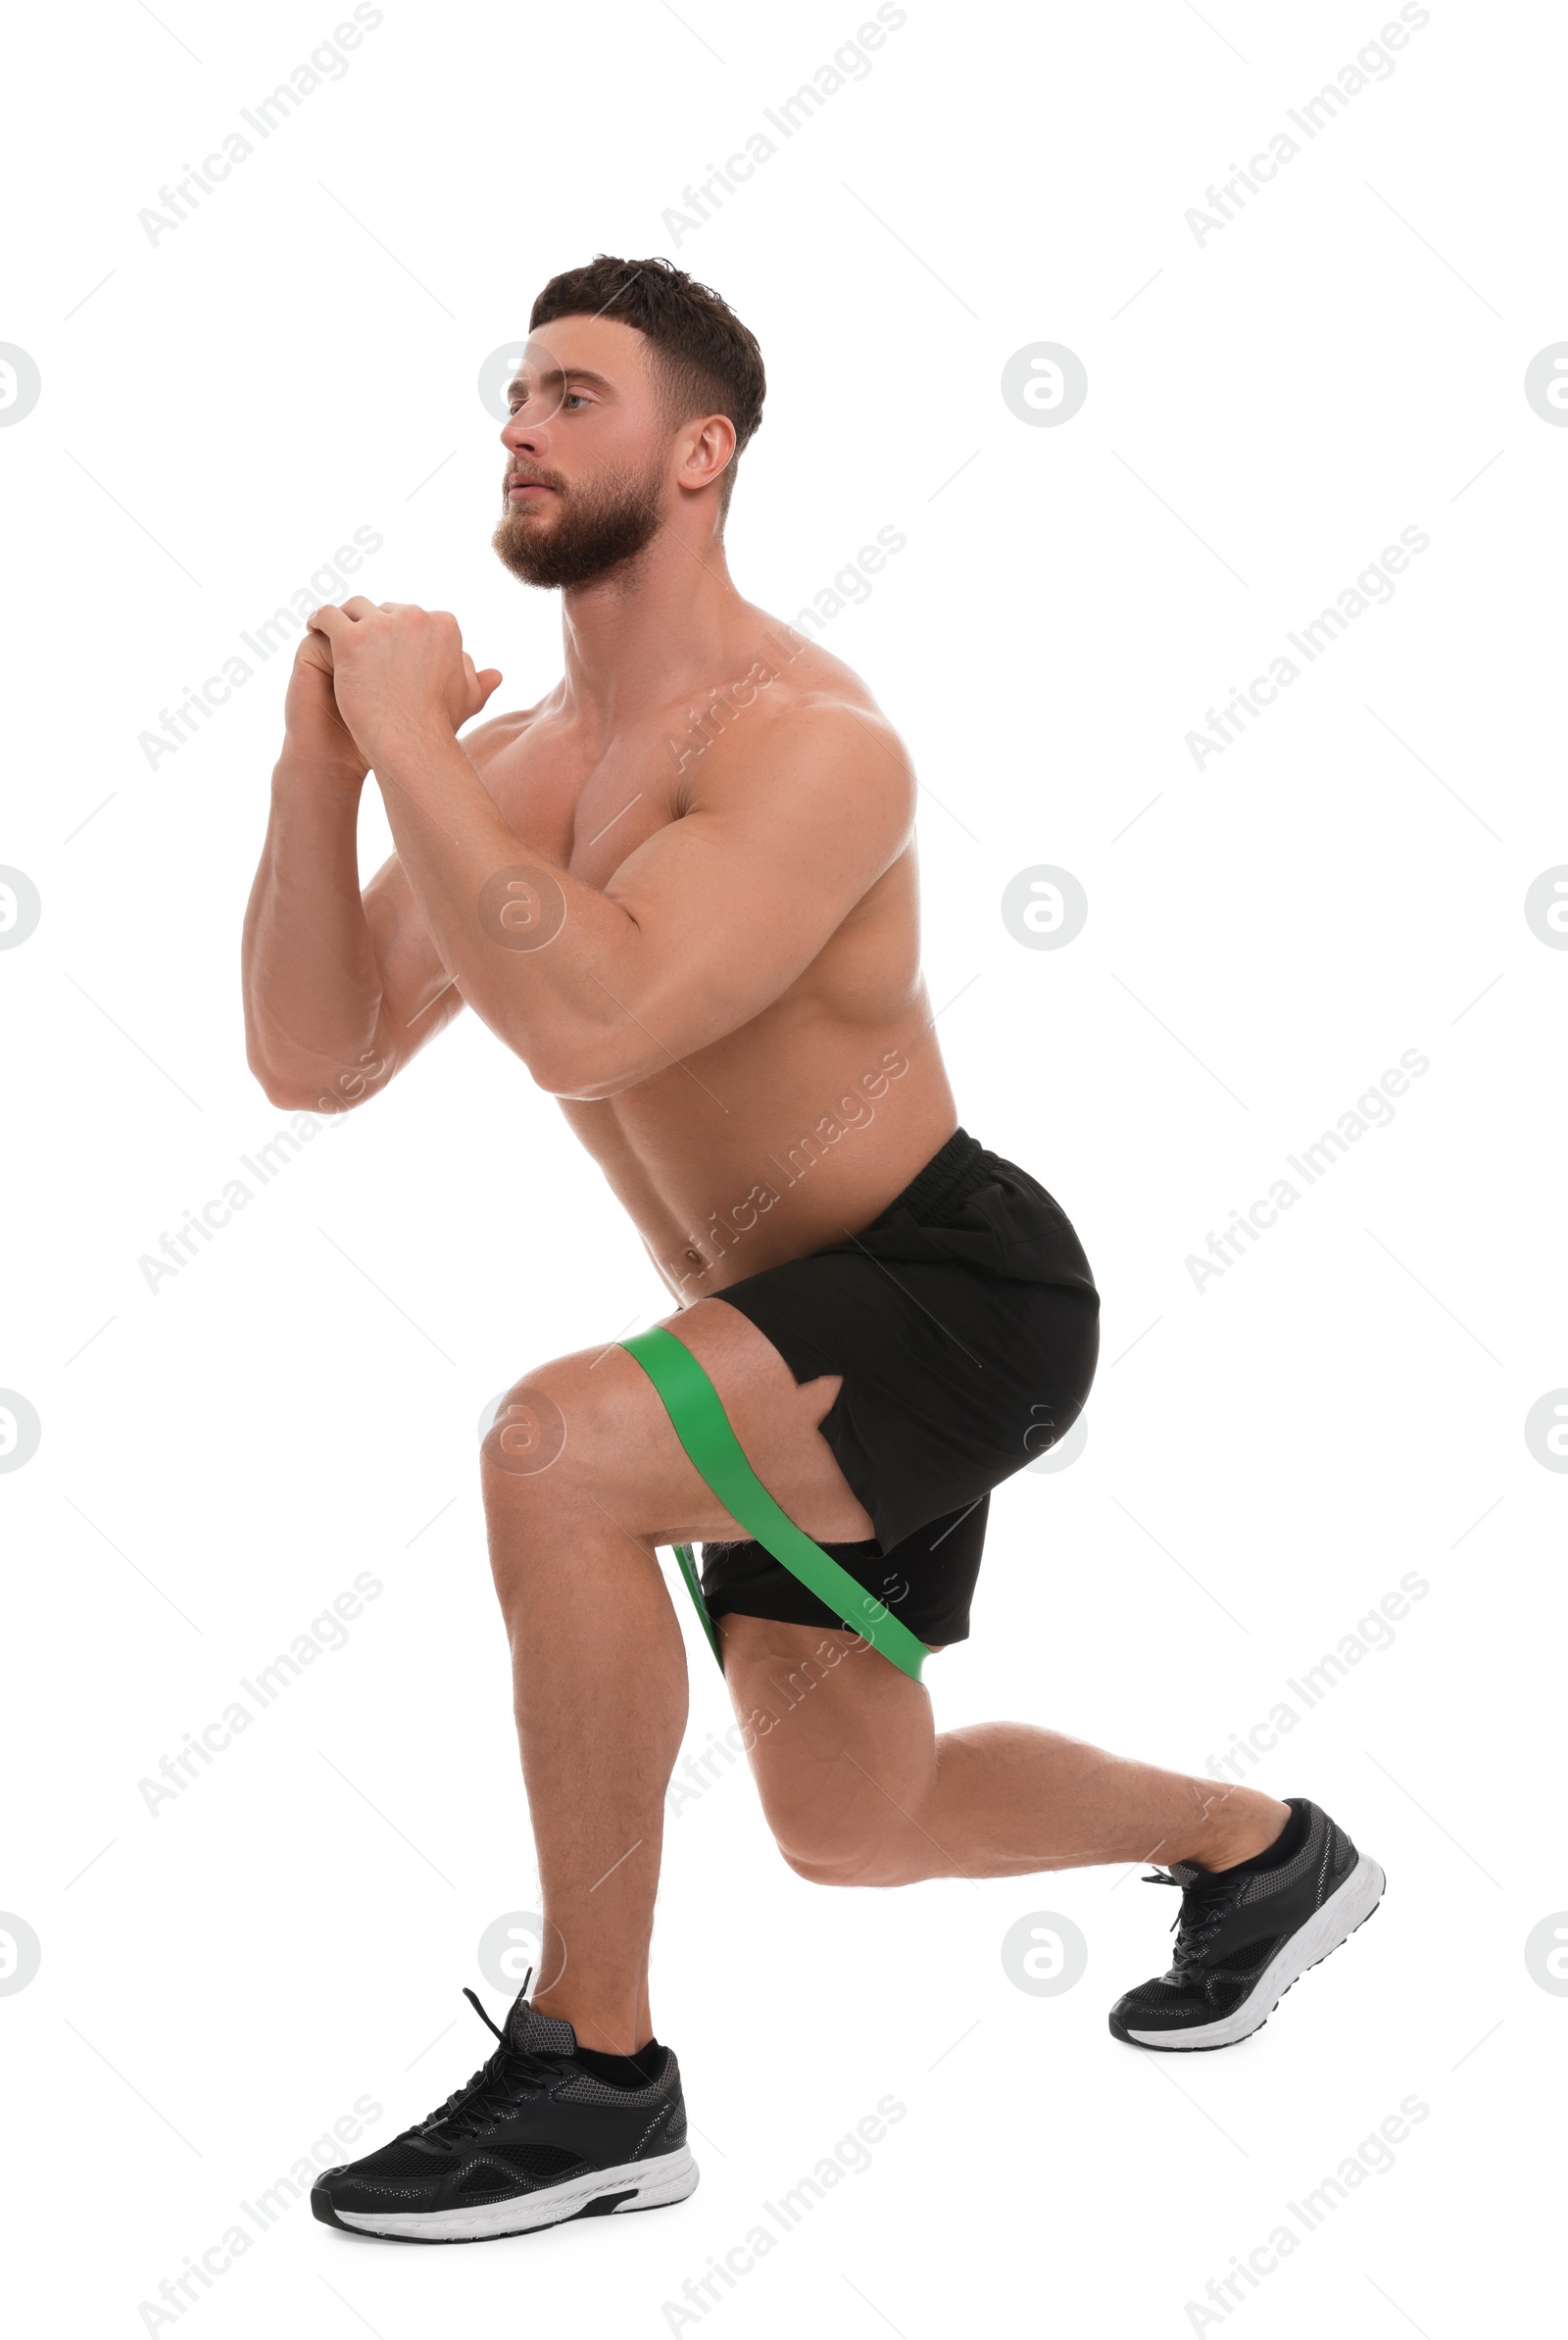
[{"xmin": 242, "ymin": 256, "xmax": 1385, "ymax": 2246}]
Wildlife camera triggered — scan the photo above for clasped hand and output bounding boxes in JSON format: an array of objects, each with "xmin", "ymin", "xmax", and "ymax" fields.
[{"xmin": 307, "ymin": 598, "xmax": 502, "ymax": 766}]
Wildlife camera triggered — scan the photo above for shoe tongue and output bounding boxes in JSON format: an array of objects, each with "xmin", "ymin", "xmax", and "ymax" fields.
[
  {"xmin": 507, "ymin": 1994, "xmax": 579, "ymax": 2058},
  {"xmin": 1168, "ymin": 1861, "xmax": 1207, "ymax": 1890}
]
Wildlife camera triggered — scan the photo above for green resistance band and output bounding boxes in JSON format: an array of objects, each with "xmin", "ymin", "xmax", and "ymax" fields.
[{"xmin": 619, "ymin": 1324, "xmax": 926, "ymax": 1684}]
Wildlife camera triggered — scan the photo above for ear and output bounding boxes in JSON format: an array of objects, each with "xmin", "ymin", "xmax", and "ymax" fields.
[{"xmin": 676, "ymin": 413, "xmax": 738, "ymax": 496}]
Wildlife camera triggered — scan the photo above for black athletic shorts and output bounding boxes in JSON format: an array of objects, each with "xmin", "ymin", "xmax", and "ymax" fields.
[{"xmin": 700, "ymin": 1127, "xmax": 1100, "ymax": 1648}]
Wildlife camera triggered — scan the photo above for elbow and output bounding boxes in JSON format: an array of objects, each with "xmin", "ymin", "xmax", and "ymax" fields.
[
  {"xmin": 254, "ymin": 1068, "xmax": 331, "ymax": 1112},
  {"xmin": 243, "ymin": 1011, "xmax": 396, "ymax": 1115},
  {"xmin": 246, "ymin": 1047, "xmax": 374, "ymax": 1117},
  {"xmin": 246, "ymin": 1046, "xmax": 313, "ymax": 1112},
  {"xmin": 527, "ymin": 1057, "xmax": 627, "ymax": 1103}
]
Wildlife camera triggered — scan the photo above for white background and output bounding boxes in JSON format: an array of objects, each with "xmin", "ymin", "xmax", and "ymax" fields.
[{"xmin": 2, "ymin": 1, "xmax": 1562, "ymax": 2332}]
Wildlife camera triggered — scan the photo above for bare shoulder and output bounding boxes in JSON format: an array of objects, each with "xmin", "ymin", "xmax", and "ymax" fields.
[{"xmin": 687, "ymin": 609, "xmax": 915, "ymax": 840}]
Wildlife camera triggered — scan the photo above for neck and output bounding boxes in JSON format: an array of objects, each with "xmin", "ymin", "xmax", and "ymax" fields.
[{"xmin": 555, "ymin": 510, "xmax": 748, "ymax": 728}]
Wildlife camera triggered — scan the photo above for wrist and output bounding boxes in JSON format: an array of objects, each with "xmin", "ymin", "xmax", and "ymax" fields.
[
  {"xmin": 273, "ymin": 746, "xmax": 369, "ymax": 801},
  {"xmin": 366, "ymin": 717, "xmax": 458, "ymax": 781}
]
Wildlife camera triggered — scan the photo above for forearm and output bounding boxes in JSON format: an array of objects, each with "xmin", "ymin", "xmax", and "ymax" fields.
[
  {"xmin": 242, "ymin": 757, "xmax": 391, "ymax": 1107},
  {"xmin": 370, "ymin": 728, "xmax": 642, "ymax": 1094}
]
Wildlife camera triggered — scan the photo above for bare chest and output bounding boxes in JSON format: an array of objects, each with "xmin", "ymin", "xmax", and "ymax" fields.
[{"xmin": 477, "ymin": 716, "xmax": 682, "ymax": 891}]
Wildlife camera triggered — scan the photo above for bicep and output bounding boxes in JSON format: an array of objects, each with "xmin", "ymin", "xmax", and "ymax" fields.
[{"xmin": 595, "ymin": 721, "xmax": 912, "ymax": 1065}]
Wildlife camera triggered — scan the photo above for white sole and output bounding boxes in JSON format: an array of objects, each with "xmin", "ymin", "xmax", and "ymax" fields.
[
  {"xmin": 1126, "ymin": 1850, "xmax": 1387, "ymax": 2051},
  {"xmin": 332, "ymin": 2144, "xmax": 699, "ymax": 2240}
]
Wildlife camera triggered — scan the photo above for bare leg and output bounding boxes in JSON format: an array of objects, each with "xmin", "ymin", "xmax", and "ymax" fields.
[
  {"xmin": 723, "ymin": 1614, "xmax": 1289, "ymax": 1887},
  {"xmin": 481, "ymin": 1300, "xmax": 876, "ymax": 2053},
  {"xmin": 485, "ymin": 1488, "xmax": 687, "ymax": 2054}
]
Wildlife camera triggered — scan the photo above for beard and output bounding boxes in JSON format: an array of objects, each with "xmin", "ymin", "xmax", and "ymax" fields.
[{"xmin": 492, "ymin": 457, "xmax": 664, "ymax": 589}]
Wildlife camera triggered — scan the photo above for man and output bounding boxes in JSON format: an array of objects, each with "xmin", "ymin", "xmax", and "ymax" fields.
[{"xmin": 242, "ymin": 256, "xmax": 1384, "ymax": 2246}]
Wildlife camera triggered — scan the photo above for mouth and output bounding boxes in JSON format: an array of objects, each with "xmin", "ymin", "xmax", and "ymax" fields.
[{"xmin": 507, "ymin": 476, "xmax": 555, "ymax": 503}]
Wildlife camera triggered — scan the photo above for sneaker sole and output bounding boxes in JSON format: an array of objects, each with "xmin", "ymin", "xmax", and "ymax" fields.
[
  {"xmin": 1115, "ymin": 1850, "xmax": 1387, "ymax": 2053},
  {"xmin": 314, "ymin": 2144, "xmax": 699, "ymax": 2243}
]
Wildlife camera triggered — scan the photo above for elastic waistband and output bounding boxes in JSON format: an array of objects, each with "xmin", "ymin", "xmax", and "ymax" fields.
[{"xmin": 870, "ymin": 1126, "xmax": 987, "ymax": 1229}]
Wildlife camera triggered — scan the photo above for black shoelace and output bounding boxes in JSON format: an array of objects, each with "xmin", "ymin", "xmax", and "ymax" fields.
[
  {"xmin": 1142, "ymin": 1871, "xmax": 1235, "ymax": 1974},
  {"xmin": 407, "ymin": 1976, "xmax": 566, "ymax": 2144}
]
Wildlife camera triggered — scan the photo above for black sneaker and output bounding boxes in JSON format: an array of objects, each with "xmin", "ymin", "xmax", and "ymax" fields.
[
  {"xmin": 313, "ymin": 1986, "xmax": 698, "ymax": 2242},
  {"xmin": 1108, "ymin": 1798, "xmax": 1385, "ymax": 2052}
]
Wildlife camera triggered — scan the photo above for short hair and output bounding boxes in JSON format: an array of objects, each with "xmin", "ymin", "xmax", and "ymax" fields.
[{"xmin": 529, "ymin": 255, "xmax": 765, "ymax": 520}]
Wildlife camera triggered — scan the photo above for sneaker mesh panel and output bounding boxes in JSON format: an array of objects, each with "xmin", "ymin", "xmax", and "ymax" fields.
[
  {"xmin": 508, "ymin": 2002, "xmax": 579, "ymax": 2057},
  {"xmin": 493, "ymin": 2141, "xmax": 587, "ymax": 2177},
  {"xmin": 1235, "ymin": 1806, "xmax": 1350, "ymax": 1904},
  {"xmin": 556, "ymin": 2070, "xmax": 671, "ymax": 2106},
  {"xmin": 342, "ymin": 2136, "xmax": 453, "ymax": 2183}
]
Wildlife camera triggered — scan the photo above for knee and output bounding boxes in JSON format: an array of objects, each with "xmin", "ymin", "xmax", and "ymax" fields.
[
  {"xmin": 479, "ymin": 1351, "xmax": 613, "ymax": 1497},
  {"xmin": 770, "ymin": 1810, "xmax": 904, "ymax": 1891},
  {"xmin": 481, "ymin": 1367, "xmax": 570, "ymax": 1490},
  {"xmin": 780, "ymin": 1844, "xmax": 881, "ymax": 1889}
]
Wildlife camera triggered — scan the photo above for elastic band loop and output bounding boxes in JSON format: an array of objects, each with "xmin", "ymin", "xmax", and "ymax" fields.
[{"xmin": 620, "ymin": 1325, "xmax": 926, "ymax": 1683}]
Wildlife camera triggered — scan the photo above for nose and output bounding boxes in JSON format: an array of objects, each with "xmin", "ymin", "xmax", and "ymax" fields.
[{"xmin": 501, "ymin": 409, "xmax": 549, "ymax": 459}]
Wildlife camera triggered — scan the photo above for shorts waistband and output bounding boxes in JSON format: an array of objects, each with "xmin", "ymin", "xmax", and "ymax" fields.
[{"xmin": 869, "ymin": 1126, "xmax": 987, "ymax": 1229}]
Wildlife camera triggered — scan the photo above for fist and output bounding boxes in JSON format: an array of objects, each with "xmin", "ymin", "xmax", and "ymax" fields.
[
  {"xmin": 307, "ymin": 598, "xmax": 503, "ymax": 765},
  {"xmin": 281, "ymin": 626, "xmax": 371, "ymax": 789}
]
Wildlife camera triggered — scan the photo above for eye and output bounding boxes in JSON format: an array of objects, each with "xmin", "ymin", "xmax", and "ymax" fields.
[{"xmin": 563, "ymin": 390, "xmax": 589, "ymax": 410}]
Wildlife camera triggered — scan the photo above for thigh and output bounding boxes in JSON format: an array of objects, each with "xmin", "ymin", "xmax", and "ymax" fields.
[
  {"xmin": 483, "ymin": 1297, "xmax": 874, "ymax": 1548},
  {"xmin": 717, "ymin": 1612, "xmax": 940, "ymax": 1869}
]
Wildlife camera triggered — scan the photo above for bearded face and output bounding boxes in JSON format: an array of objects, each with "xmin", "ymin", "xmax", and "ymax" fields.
[{"xmin": 492, "ymin": 449, "xmax": 666, "ymax": 590}]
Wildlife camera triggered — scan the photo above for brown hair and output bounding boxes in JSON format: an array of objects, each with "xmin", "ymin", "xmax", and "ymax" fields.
[{"xmin": 529, "ymin": 255, "xmax": 765, "ymax": 519}]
